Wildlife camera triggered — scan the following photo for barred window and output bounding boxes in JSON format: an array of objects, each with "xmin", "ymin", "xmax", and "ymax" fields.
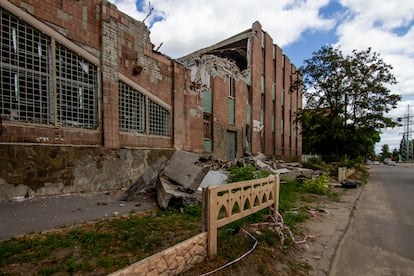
[
  {"xmin": 149, "ymin": 99, "xmax": 170, "ymax": 136},
  {"xmin": 119, "ymin": 82, "xmax": 146, "ymax": 133},
  {"xmin": 119, "ymin": 81, "xmax": 171, "ymax": 136},
  {"xmin": 56, "ymin": 43, "xmax": 98, "ymax": 128},
  {"xmin": 0, "ymin": 9, "xmax": 51, "ymax": 124},
  {"xmin": 0, "ymin": 8, "xmax": 98, "ymax": 129}
]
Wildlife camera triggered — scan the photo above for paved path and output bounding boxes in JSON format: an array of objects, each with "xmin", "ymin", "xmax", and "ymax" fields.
[
  {"xmin": 0, "ymin": 191, "xmax": 158, "ymax": 241},
  {"xmin": 330, "ymin": 164, "xmax": 414, "ymax": 275}
]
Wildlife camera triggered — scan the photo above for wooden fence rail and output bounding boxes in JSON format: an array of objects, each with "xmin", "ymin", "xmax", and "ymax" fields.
[{"xmin": 203, "ymin": 175, "xmax": 280, "ymax": 257}]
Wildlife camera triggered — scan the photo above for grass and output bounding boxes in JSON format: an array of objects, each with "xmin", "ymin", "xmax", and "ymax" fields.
[
  {"xmin": 1, "ymin": 164, "xmax": 365, "ymax": 275},
  {"xmin": 0, "ymin": 205, "xmax": 203, "ymax": 275}
]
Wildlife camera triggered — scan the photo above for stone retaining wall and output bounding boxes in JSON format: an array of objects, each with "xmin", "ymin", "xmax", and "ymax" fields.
[
  {"xmin": 110, "ymin": 232, "xmax": 208, "ymax": 276},
  {"xmin": 0, "ymin": 144, "xmax": 174, "ymax": 202}
]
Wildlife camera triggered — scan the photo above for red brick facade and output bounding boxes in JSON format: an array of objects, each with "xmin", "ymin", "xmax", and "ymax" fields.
[
  {"xmin": 179, "ymin": 22, "xmax": 302, "ymax": 160},
  {"xmin": 0, "ymin": 1, "xmax": 301, "ymax": 160}
]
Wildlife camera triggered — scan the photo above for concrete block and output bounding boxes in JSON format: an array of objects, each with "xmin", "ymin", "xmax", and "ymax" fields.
[
  {"xmin": 162, "ymin": 150, "xmax": 209, "ymax": 192},
  {"xmin": 155, "ymin": 177, "xmax": 201, "ymax": 209}
]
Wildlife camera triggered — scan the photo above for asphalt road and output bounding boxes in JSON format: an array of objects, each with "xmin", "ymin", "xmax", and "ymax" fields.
[
  {"xmin": 330, "ymin": 164, "xmax": 414, "ymax": 275},
  {"xmin": 0, "ymin": 191, "xmax": 158, "ymax": 241}
]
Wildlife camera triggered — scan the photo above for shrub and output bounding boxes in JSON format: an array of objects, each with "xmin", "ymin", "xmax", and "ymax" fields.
[
  {"xmin": 301, "ymin": 174, "xmax": 328, "ymax": 195},
  {"xmin": 227, "ymin": 165, "xmax": 271, "ymax": 183}
]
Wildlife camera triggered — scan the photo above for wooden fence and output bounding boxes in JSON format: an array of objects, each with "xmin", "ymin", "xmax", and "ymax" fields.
[{"xmin": 203, "ymin": 175, "xmax": 280, "ymax": 257}]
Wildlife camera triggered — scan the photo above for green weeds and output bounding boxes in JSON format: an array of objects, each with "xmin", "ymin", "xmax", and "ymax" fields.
[{"xmin": 0, "ymin": 205, "xmax": 203, "ymax": 275}]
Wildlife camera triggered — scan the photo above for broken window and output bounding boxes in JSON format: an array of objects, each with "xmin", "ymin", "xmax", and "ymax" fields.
[
  {"xmin": 119, "ymin": 81, "xmax": 146, "ymax": 133},
  {"xmin": 203, "ymin": 89, "xmax": 213, "ymax": 152},
  {"xmin": 0, "ymin": 9, "xmax": 50, "ymax": 124},
  {"xmin": 204, "ymin": 113, "xmax": 212, "ymax": 139},
  {"xmin": 227, "ymin": 75, "xmax": 234, "ymax": 98},
  {"xmin": 0, "ymin": 9, "xmax": 98, "ymax": 129},
  {"xmin": 56, "ymin": 43, "xmax": 98, "ymax": 128},
  {"xmin": 119, "ymin": 81, "xmax": 171, "ymax": 136}
]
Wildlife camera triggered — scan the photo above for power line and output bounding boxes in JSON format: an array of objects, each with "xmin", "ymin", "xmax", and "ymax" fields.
[{"xmin": 399, "ymin": 105, "xmax": 414, "ymax": 161}]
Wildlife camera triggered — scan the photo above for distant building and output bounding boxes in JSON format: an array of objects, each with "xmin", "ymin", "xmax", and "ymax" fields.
[
  {"xmin": 0, "ymin": 1, "xmax": 301, "ymax": 200},
  {"xmin": 179, "ymin": 21, "xmax": 302, "ymax": 160}
]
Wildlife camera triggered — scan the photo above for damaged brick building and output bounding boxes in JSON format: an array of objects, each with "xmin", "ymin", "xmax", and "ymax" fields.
[
  {"xmin": 0, "ymin": 0, "xmax": 301, "ymax": 201},
  {"xmin": 179, "ymin": 21, "xmax": 302, "ymax": 160}
]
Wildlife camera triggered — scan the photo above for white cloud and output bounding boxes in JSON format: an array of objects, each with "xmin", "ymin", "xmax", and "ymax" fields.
[
  {"xmin": 335, "ymin": 0, "xmax": 414, "ymax": 151},
  {"xmin": 110, "ymin": 0, "xmax": 147, "ymax": 21},
  {"xmin": 113, "ymin": 0, "xmax": 336, "ymax": 58}
]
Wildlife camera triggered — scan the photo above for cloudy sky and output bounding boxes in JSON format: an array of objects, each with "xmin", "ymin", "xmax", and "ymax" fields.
[{"xmin": 109, "ymin": 0, "xmax": 414, "ymax": 153}]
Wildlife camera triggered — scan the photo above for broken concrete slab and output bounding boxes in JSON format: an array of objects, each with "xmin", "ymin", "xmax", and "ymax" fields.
[
  {"xmin": 273, "ymin": 168, "xmax": 291, "ymax": 174},
  {"xmin": 254, "ymin": 159, "xmax": 279, "ymax": 174},
  {"xmin": 198, "ymin": 170, "xmax": 228, "ymax": 190},
  {"xmin": 155, "ymin": 176, "xmax": 201, "ymax": 209},
  {"xmin": 161, "ymin": 150, "xmax": 209, "ymax": 193},
  {"xmin": 122, "ymin": 156, "xmax": 169, "ymax": 201}
]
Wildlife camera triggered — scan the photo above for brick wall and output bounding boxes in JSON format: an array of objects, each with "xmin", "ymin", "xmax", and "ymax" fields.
[
  {"xmin": 283, "ymin": 56, "xmax": 291, "ymax": 156},
  {"xmin": 274, "ymin": 45, "xmax": 284, "ymax": 156},
  {"xmin": 1, "ymin": 1, "xmax": 301, "ymax": 159},
  {"xmin": 250, "ymin": 22, "xmax": 263, "ymax": 155},
  {"xmin": 263, "ymin": 32, "xmax": 274, "ymax": 156},
  {"xmin": 1, "ymin": 0, "xmax": 192, "ymax": 150},
  {"xmin": 8, "ymin": 0, "xmax": 101, "ymax": 50}
]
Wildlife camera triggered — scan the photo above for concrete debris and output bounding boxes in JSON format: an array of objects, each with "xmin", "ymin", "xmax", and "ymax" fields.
[
  {"xmin": 121, "ymin": 150, "xmax": 324, "ymax": 209},
  {"xmin": 254, "ymin": 159, "xmax": 278, "ymax": 174},
  {"xmin": 155, "ymin": 176, "xmax": 201, "ymax": 209},
  {"xmin": 273, "ymin": 168, "xmax": 291, "ymax": 174},
  {"xmin": 121, "ymin": 156, "xmax": 169, "ymax": 201},
  {"xmin": 162, "ymin": 150, "xmax": 209, "ymax": 193},
  {"xmin": 198, "ymin": 170, "xmax": 229, "ymax": 190}
]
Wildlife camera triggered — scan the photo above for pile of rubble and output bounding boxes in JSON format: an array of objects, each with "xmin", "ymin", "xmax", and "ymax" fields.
[{"xmin": 122, "ymin": 151, "xmax": 318, "ymax": 209}]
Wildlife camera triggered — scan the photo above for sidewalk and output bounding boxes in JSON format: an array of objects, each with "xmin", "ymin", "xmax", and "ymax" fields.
[{"xmin": 0, "ymin": 191, "xmax": 158, "ymax": 241}]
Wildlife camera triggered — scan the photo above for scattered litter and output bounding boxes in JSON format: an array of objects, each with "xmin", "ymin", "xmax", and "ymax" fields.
[
  {"xmin": 341, "ymin": 180, "xmax": 360, "ymax": 189},
  {"xmin": 308, "ymin": 208, "xmax": 329, "ymax": 216},
  {"xmin": 119, "ymin": 203, "xmax": 126, "ymax": 207}
]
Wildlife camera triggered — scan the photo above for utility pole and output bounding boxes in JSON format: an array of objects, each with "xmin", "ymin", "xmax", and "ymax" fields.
[{"xmin": 399, "ymin": 105, "xmax": 414, "ymax": 161}]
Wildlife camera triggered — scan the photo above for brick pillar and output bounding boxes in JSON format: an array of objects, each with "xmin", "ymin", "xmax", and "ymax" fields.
[{"xmin": 101, "ymin": 4, "xmax": 120, "ymax": 149}]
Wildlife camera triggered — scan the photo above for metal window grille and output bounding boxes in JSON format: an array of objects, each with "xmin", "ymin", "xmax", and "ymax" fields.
[
  {"xmin": 0, "ymin": 9, "xmax": 51, "ymax": 124},
  {"xmin": 0, "ymin": 8, "xmax": 98, "ymax": 129},
  {"xmin": 149, "ymin": 99, "xmax": 170, "ymax": 136},
  {"xmin": 56, "ymin": 43, "xmax": 98, "ymax": 128},
  {"xmin": 119, "ymin": 81, "xmax": 146, "ymax": 133}
]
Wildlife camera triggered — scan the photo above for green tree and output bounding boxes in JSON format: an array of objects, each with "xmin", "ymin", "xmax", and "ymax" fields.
[
  {"xmin": 380, "ymin": 144, "xmax": 391, "ymax": 161},
  {"xmin": 298, "ymin": 46, "xmax": 401, "ymax": 161}
]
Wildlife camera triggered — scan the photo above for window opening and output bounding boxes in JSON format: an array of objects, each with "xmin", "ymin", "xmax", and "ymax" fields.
[
  {"xmin": 1, "ymin": 9, "xmax": 51, "ymax": 124},
  {"xmin": 119, "ymin": 81, "xmax": 171, "ymax": 136},
  {"xmin": 149, "ymin": 99, "xmax": 170, "ymax": 136},
  {"xmin": 119, "ymin": 81, "xmax": 146, "ymax": 133},
  {"xmin": 0, "ymin": 9, "xmax": 98, "ymax": 129},
  {"xmin": 56, "ymin": 43, "xmax": 98, "ymax": 128}
]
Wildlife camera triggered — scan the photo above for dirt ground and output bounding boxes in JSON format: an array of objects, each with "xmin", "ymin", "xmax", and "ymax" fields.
[{"xmin": 294, "ymin": 185, "xmax": 362, "ymax": 275}]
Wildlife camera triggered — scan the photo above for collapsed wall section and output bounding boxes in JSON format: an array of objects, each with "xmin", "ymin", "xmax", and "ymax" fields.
[{"xmin": 182, "ymin": 55, "xmax": 248, "ymax": 159}]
